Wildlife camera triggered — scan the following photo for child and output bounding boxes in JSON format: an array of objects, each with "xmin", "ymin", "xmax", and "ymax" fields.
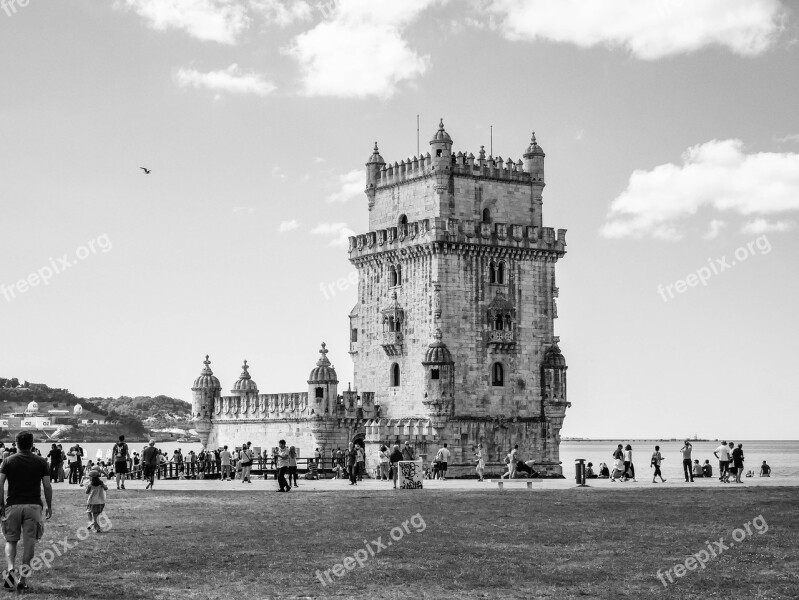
[{"xmin": 85, "ymin": 469, "xmax": 108, "ymax": 532}]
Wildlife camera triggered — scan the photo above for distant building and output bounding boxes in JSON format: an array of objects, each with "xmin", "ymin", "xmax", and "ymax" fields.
[{"xmin": 194, "ymin": 121, "xmax": 569, "ymax": 475}]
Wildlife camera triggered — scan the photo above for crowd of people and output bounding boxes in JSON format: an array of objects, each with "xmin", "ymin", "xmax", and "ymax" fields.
[{"xmin": 580, "ymin": 440, "xmax": 772, "ymax": 483}]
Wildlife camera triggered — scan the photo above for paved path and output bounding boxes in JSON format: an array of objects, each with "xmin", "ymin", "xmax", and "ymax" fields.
[{"xmin": 56, "ymin": 475, "xmax": 798, "ymax": 493}]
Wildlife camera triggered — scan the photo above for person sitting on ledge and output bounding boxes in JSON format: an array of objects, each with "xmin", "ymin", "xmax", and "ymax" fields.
[
  {"xmin": 598, "ymin": 463, "xmax": 610, "ymax": 478},
  {"xmin": 760, "ymin": 461, "xmax": 771, "ymax": 477},
  {"xmin": 745, "ymin": 470, "xmax": 755, "ymax": 478},
  {"xmin": 692, "ymin": 459, "xmax": 703, "ymax": 479},
  {"xmin": 702, "ymin": 460, "xmax": 713, "ymax": 478},
  {"xmin": 585, "ymin": 462, "xmax": 597, "ymax": 479}
]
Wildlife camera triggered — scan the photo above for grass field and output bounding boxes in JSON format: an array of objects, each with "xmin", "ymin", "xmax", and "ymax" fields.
[{"xmin": 9, "ymin": 486, "xmax": 799, "ymax": 599}]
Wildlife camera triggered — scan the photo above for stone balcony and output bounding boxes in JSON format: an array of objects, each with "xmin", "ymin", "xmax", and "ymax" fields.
[
  {"xmin": 381, "ymin": 331, "xmax": 403, "ymax": 356},
  {"xmin": 488, "ymin": 329, "xmax": 516, "ymax": 352}
]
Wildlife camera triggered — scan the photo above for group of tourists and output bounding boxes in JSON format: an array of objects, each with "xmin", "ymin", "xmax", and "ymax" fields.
[{"xmin": 579, "ymin": 440, "xmax": 772, "ymax": 484}]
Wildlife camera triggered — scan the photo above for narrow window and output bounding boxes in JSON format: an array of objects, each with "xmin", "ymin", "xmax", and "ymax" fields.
[
  {"xmin": 497, "ymin": 262, "xmax": 505, "ymax": 284},
  {"xmin": 431, "ymin": 369, "xmax": 440, "ymax": 380},
  {"xmin": 391, "ymin": 364, "xmax": 401, "ymax": 387},
  {"xmin": 350, "ymin": 328, "xmax": 358, "ymax": 342},
  {"xmin": 399, "ymin": 215, "xmax": 408, "ymax": 226},
  {"xmin": 492, "ymin": 363, "xmax": 504, "ymax": 387},
  {"xmin": 489, "ymin": 261, "xmax": 497, "ymax": 284},
  {"xmin": 494, "ymin": 315, "xmax": 504, "ymax": 331},
  {"xmin": 482, "ymin": 208, "xmax": 491, "ymax": 224},
  {"xmin": 396, "ymin": 264, "xmax": 402, "ymax": 285},
  {"xmin": 390, "ymin": 265, "xmax": 398, "ymax": 287},
  {"xmin": 315, "ymin": 387, "xmax": 324, "ymax": 399},
  {"xmin": 436, "ymin": 149, "xmax": 442, "ymax": 157}
]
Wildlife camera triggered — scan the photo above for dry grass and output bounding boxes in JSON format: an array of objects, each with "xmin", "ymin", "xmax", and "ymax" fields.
[{"xmin": 11, "ymin": 486, "xmax": 799, "ymax": 599}]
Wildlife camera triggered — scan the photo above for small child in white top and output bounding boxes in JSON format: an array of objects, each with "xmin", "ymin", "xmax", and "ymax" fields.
[{"xmin": 85, "ymin": 469, "xmax": 108, "ymax": 532}]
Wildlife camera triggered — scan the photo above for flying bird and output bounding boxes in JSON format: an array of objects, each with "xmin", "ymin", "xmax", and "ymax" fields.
[{"xmin": 140, "ymin": 167, "xmax": 151, "ymax": 174}]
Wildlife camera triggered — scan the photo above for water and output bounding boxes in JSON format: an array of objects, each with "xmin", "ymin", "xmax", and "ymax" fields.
[{"xmin": 559, "ymin": 440, "xmax": 798, "ymax": 479}]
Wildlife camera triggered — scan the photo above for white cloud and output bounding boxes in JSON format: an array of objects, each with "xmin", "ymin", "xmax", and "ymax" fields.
[
  {"xmin": 774, "ymin": 133, "xmax": 799, "ymax": 143},
  {"xmin": 601, "ymin": 139, "xmax": 799, "ymax": 240},
  {"xmin": 312, "ymin": 222, "xmax": 356, "ymax": 247},
  {"xmin": 175, "ymin": 64, "xmax": 276, "ymax": 96},
  {"xmin": 328, "ymin": 169, "xmax": 365, "ymax": 203},
  {"xmin": 251, "ymin": 0, "xmax": 313, "ymax": 27},
  {"xmin": 487, "ymin": 0, "xmax": 785, "ymax": 59},
  {"xmin": 740, "ymin": 218, "xmax": 795, "ymax": 234},
  {"xmin": 285, "ymin": 0, "xmax": 444, "ymax": 98},
  {"xmin": 278, "ymin": 219, "xmax": 300, "ymax": 232},
  {"xmin": 702, "ymin": 219, "xmax": 727, "ymax": 240},
  {"xmin": 119, "ymin": 0, "xmax": 251, "ymax": 44}
]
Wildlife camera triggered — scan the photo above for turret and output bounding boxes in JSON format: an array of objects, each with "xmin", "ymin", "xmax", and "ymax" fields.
[
  {"xmin": 365, "ymin": 142, "xmax": 385, "ymax": 211},
  {"xmin": 191, "ymin": 355, "xmax": 222, "ymax": 446},
  {"xmin": 422, "ymin": 328, "xmax": 455, "ymax": 427},
  {"xmin": 430, "ymin": 118, "xmax": 453, "ymax": 192},
  {"xmin": 307, "ymin": 342, "xmax": 339, "ymax": 417},
  {"xmin": 523, "ymin": 132, "xmax": 545, "ymax": 227}
]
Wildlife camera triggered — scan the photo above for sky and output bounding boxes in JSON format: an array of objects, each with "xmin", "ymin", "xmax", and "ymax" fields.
[{"xmin": 1, "ymin": 0, "xmax": 797, "ymax": 440}]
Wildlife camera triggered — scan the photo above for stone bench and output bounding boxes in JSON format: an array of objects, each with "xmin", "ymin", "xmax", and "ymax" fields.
[{"xmin": 489, "ymin": 479, "xmax": 542, "ymax": 490}]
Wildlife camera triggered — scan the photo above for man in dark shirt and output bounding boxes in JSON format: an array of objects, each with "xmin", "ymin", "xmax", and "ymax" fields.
[
  {"xmin": 0, "ymin": 431, "xmax": 53, "ymax": 591},
  {"xmin": 46, "ymin": 445, "xmax": 61, "ymax": 483},
  {"xmin": 142, "ymin": 440, "xmax": 159, "ymax": 490}
]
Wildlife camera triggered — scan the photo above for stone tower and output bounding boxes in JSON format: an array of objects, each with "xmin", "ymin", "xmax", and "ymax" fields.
[{"xmin": 349, "ymin": 120, "xmax": 569, "ymax": 476}]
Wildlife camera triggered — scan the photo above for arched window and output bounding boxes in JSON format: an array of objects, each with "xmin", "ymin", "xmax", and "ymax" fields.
[
  {"xmin": 390, "ymin": 265, "xmax": 398, "ymax": 287},
  {"xmin": 482, "ymin": 208, "xmax": 491, "ymax": 224},
  {"xmin": 315, "ymin": 387, "xmax": 324, "ymax": 399},
  {"xmin": 489, "ymin": 261, "xmax": 497, "ymax": 284},
  {"xmin": 350, "ymin": 328, "xmax": 358, "ymax": 342},
  {"xmin": 491, "ymin": 363, "xmax": 504, "ymax": 387},
  {"xmin": 431, "ymin": 368, "xmax": 440, "ymax": 380},
  {"xmin": 399, "ymin": 215, "xmax": 408, "ymax": 226},
  {"xmin": 497, "ymin": 261, "xmax": 505, "ymax": 284},
  {"xmin": 494, "ymin": 315, "xmax": 504, "ymax": 331},
  {"xmin": 396, "ymin": 264, "xmax": 402, "ymax": 285},
  {"xmin": 391, "ymin": 363, "xmax": 401, "ymax": 387}
]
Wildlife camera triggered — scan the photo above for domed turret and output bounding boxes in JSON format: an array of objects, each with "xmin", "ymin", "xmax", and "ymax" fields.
[
  {"xmin": 430, "ymin": 118, "xmax": 452, "ymax": 144},
  {"xmin": 430, "ymin": 119, "xmax": 453, "ymax": 192},
  {"xmin": 308, "ymin": 342, "xmax": 338, "ymax": 384},
  {"xmin": 422, "ymin": 329, "xmax": 453, "ymax": 365},
  {"xmin": 231, "ymin": 360, "xmax": 259, "ymax": 394},
  {"xmin": 192, "ymin": 355, "xmax": 221, "ymax": 390},
  {"xmin": 25, "ymin": 401, "xmax": 39, "ymax": 414},
  {"xmin": 365, "ymin": 142, "xmax": 386, "ymax": 210},
  {"xmin": 523, "ymin": 131, "xmax": 545, "ymax": 184},
  {"xmin": 543, "ymin": 343, "xmax": 567, "ymax": 369},
  {"xmin": 308, "ymin": 343, "xmax": 339, "ymax": 417}
]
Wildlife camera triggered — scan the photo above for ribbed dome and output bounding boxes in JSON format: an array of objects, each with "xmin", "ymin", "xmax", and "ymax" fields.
[
  {"xmin": 308, "ymin": 342, "xmax": 339, "ymax": 384},
  {"xmin": 232, "ymin": 360, "xmax": 258, "ymax": 393},
  {"xmin": 422, "ymin": 329, "xmax": 454, "ymax": 365},
  {"xmin": 543, "ymin": 344, "xmax": 567, "ymax": 368},
  {"xmin": 192, "ymin": 355, "xmax": 221, "ymax": 390},
  {"xmin": 524, "ymin": 132, "xmax": 545, "ymax": 157},
  {"xmin": 430, "ymin": 118, "xmax": 452, "ymax": 143},
  {"xmin": 367, "ymin": 142, "xmax": 385, "ymax": 165}
]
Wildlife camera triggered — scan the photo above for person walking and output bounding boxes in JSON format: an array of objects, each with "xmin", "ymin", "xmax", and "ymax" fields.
[
  {"xmin": 288, "ymin": 446, "xmax": 298, "ymax": 487},
  {"xmin": 276, "ymin": 440, "xmax": 290, "ymax": 492},
  {"xmin": 435, "ymin": 443, "xmax": 452, "ymax": 481},
  {"xmin": 680, "ymin": 440, "xmax": 694, "ymax": 482},
  {"xmin": 142, "ymin": 440, "xmax": 159, "ymax": 490},
  {"xmin": 651, "ymin": 445, "xmax": 666, "ymax": 483},
  {"xmin": 356, "ymin": 444, "xmax": 365, "ymax": 481},
  {"xmin": 0, "ymin": 431, "xmax": 53, "ymax": 591},
  {"xmin": 111, "ymin": 436, "xmax": 130, "ymax": 490},
  {"xmin": 219, "ymin": 446, "xmax": 232, "ymax": 481},
  {"xmin": 85, "ymin": 468, "xmax": 108, "ymax": 532},
  {"xmin": 346, "ymin": 442, "xmax": 358, "ymax": 486},
  {"xmin": 66, "ymin": 446, "xmax": 79, "ymax": 484},
  {"xmin": 389, "ymin": 444, "xmax": 403, "ymax": 489},
  {"xmin": 624, "ymin": 444, "xmax": 637, "ymax": 482},
  {"xmin": 474, "ymin": 444, "xmax": 485, "ymax": 482}
]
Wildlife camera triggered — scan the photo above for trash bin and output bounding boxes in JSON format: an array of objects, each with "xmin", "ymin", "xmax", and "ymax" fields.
[{"xmin": 575, "ymin": 459, "xmax": 586, "ymax": 486}]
